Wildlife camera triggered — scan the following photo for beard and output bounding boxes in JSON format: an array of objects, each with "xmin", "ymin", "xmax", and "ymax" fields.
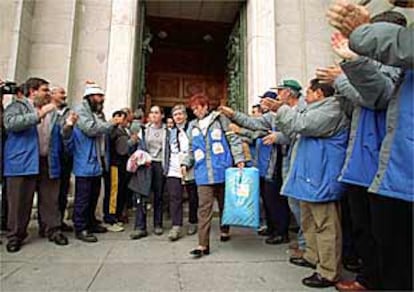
[
  {"xmin": 58, "ymin": 101, "xmax": 67, "ymax": 110},
  {"xmin": 87, "ymin": 98, "xmax": 104, "ymax": 113}
]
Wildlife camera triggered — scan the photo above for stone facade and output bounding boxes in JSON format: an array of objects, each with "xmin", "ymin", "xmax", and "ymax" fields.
[{"xmin": 1, "ymin": 0, "xmax": 413, "ymax": 114}]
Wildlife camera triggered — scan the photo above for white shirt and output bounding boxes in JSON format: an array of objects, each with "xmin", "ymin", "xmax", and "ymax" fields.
[{"xmin": 198, "ymin": 112, "xmax": 213, "ymax": 136}]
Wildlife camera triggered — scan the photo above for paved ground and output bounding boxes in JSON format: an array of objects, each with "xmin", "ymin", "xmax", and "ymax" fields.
[{"xmin": 0, "ymin": 218, "xmax": 347, "ymax": 292}]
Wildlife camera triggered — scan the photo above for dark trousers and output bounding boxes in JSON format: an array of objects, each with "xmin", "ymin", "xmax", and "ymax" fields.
[
  {"xmin": 116, "ymin": 163, "xmax": 131, "ymax": 219},
  {"xmin": 1, "ymin": 181, "xmax": 8, "ymax": 230},
  {"xmin": 167, "ymin": 177, "xmax": 183, "ymax": 226},
  {"xmin": 340, "ymin": 195, "xmax": 358, "ymax": 260},
  {"xmin": 134, "ymin": 162, "xmax": 164, "ymax": 230},
  {"xmin": 185, "ymin": 182, "xmax": 198, "ymax": 224},
  {"xmin": 58, "ymin": 155, "xmax": 73, "ymax": 222},
  {"xmin": 345, "ymin": 185, "xmax": 379, "ymax": 289},
  {"xmin": 6, "ymin": 157, "xmax": 60, "ymax": 242},
  {"xmin": 369, "ymin": 193, "xmax": 413, "ymax": 290},
  {"xmin": 73, "ymin": 176, "xmax": 101, "ymax": 233},
  {"xmin": 261, "ymin": 178, "xmax": 290, "ymax": 236}
]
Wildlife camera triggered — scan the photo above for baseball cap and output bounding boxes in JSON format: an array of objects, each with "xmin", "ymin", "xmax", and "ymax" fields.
[
  {"xmin": 258, "ymin": 91, "xmax": 278, "ymax": 99},
  {"xmin": 272, "ymin": 79, "xmax": 302, "ymax": 92}
]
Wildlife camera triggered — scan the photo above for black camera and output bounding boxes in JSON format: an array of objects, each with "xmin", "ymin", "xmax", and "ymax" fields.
[{"xmin": 0, "ymin": 81, "xmax": 18, "ymax": 96}]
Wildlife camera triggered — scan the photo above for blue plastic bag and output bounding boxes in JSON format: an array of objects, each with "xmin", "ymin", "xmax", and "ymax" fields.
[{"xmin": 222, "ymin": 167, "xmax": 260, "ymax": 229}]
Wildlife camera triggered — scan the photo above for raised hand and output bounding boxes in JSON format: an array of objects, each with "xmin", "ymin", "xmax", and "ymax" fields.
[
  {"xmin": 38, "ymin": 103, "xmax": 57, "ymax": 119},
  {"xmin": 331, "ymin": 32, "xmax": 359, "ymax": 60},
  {"xmin": 218, "ymin": 106, "xmax": 235, "ymax": 118},
  {"xmin": 261, "ymin": 98, "xmax": 283, "ymax": 113},
  {"xmin": 316, "ymin": 65, "xmax": 343, "ymax": 85},
  {"xmin": 65, "ymin": 111, "xmax": 78, "ymax": 127},
  {"xmin": 327, "ymin": 0, "xmax": 370, "ymax": 37}
]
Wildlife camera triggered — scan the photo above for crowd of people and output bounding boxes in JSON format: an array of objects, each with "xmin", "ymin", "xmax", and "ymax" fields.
[{"xmin": 0, "ymin": 0, "xmax": 413, "ymax": 290}]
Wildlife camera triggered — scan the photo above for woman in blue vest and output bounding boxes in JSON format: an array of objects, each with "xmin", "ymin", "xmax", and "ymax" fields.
[{"xmin": 181, "ymin": 94, "xmax": 245, "ymax": 258}]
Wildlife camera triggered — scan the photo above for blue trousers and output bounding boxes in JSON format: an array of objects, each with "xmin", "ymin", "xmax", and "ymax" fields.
[{"xmin": 288, "ymin": 197, "xmax": 306, "ymax": 250}]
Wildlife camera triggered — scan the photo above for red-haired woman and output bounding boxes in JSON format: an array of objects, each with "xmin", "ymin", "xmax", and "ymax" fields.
[{"xmin": 181, "ymin": 94, "xmax": 245, "ymax": 258}]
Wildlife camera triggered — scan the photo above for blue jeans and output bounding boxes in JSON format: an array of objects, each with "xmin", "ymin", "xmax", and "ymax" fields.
[{"xmin": 288, "ymin": 197, "xmax": 306, "ymax": 250}]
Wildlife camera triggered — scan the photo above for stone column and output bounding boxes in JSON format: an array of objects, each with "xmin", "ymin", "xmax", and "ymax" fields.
[
  {"xmin": 27, "ymin": 0, "xmax": 77, "ymax": 89},
  {"xmin": 246, "ymin": 0, "xmax": 277, "ymax": 109},
  {"xmin": 104, "ymin": 0, "xmax": 140, "ymax": 117},
  {"xmin": 274, "ymin": 0, "xmax": 335, "ymax": 88},
  {"xmin": 0, "ymin": 0, "xmax": 34, "ymax": 83}
]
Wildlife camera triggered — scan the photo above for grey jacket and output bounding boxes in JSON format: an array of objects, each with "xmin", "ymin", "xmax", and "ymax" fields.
[
  {"xmin": 231, "ymin": 111, "xmax": 290, "ymax": 180},
  {"xmin": 272, "ymin": 97, "xmax": 349, "ymax": 138}
]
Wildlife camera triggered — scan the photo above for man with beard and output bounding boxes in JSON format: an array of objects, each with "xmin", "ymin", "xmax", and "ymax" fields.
[
  {"xmin": 50, "ymin": 87, "xmax": 75, "ymax": 232},
  {"xmin": 69, "ymin": 82, "xmax": 122, "ymax": 242}
]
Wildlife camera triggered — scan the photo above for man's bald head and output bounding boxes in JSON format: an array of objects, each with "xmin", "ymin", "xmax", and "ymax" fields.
[{"xmin": 50, "ymin": 86, "xmax": 67, "ymax": 108}]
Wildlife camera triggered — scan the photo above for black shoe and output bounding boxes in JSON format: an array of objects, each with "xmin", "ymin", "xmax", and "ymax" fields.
[
  {"xmin": 302, "ymin": 272, "xmax": 336, "ymax": 288},
  {"xmin": 343, "ymin": 257, "xmax": 363, "ymax": 273},
  {"xmin": 265, "ymin": 234, "xmax": 290, "ymax": 245},
  {"xmin": 289, "ymin": 257, "xmax": 317, "ymax": 269},
  {"xmin": 220, "ymin": 234, "xmax": 231, "ymax": 242},
  {"xmin": 76, "ymin": 230, "xmax": 98, "ymax": 243},
  {"xmin": 190, "ymin": 247, "xmax": 210, "ymax": 258},
  {"xmin": 49, "ymin": 232, "xmax": 69, "ymax": 246},
  {"xmin": 61, "ymin": 222, "xmax": 74, "ymax": 233},
  {"xmin": 6, "ymin": 240, "xmax": 21, "ymax": 253},
  {"xmin": 90, "ymin": 224, "xmax": 107, "ymax": 234}
]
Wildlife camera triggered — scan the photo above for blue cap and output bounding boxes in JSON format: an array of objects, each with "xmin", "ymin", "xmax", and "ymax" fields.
[{"xmin": 259, "ymin": 91, "xmax": 278, "ymax": 99}]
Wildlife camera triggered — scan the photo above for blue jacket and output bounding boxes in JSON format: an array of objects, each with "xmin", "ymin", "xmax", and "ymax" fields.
[
  {"xmin": 231, "ymin": 112, "xmax": 288, "ymax": 181},
  {"xmin": 273, "ymin": 98, "xmax": 349, "ymax": 202},
  {"xmin": 3, "ymin": 98, "xmax": 63, "ymax": 178},
  {"xmin": 283, "ymin": 130, "xmax": 349, "ymax": 202},
  {"xmin": 69, "ymin": 100, "xmax": 113, "ymax": 177},
  {"xmin": 335, "ymin": 59, "xmax": 400, "ymax": 188},
  {"xmin": 349, "ymin": 23, "xmax": 414, "ymax": 202},
  {"xmin": 182, "ymin": 111, "xmax": 244, "ymax": 186}
]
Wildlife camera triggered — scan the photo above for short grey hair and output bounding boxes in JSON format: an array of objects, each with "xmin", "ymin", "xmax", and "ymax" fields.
[
  {"xmin": 288, "ymin": 88, "xmax": 301, "ymax": 99},
  {"xmin": 171, "ymin": 104, "xmax": 187, "ymax": 117}
]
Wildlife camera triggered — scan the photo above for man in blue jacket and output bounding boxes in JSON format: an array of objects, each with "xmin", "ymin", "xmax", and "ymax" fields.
[
  {"xmin": 264, "ymin": 78, "xmax": 349, "ymax": 288},
  {"xmin": 3, "ymin": 77, "xmax": 72, "ymax": 252},
  {"xmin": 328, "ymin": 1, "xmax": 413, "ymax": 289},
  {"xmin": 69, "ymin": 82, "xmax": 122, "ymax": 243}
]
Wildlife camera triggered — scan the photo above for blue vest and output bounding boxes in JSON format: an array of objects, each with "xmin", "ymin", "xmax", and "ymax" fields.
[
  {"xmin": 340, "ymin": 108, "xmax": 386, "ymax": 187},
  {"xmin": 282, "ymin": 129, "xmax": 349, "ymax": 202},
  {"xmin": 192, "ymin": 126, "xmax": 233, "ymax": 185}
]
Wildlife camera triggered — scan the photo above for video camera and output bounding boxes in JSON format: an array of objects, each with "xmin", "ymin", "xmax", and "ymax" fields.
[{"xmin": 0, "ymin": 81, "xmax": 19, "ymax": 97}]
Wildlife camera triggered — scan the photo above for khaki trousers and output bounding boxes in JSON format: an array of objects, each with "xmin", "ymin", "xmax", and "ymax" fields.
[
  {"xmin": 197, "ymin": 184, "xmax": 229, "ymax": 247},
  {"xmin": 6, "ymin": 157, "xmax": 60, "ymax": 242},
  {"xmin": 300, "ymin": 200, "xmax": 342, "ymax": 282}
]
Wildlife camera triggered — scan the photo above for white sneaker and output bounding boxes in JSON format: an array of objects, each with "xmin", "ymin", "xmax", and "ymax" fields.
[
  {"xmin": 168, "ymin": 226, "xmax": 182, "ymax": 241},
  {"xmin": 104, "ymin": 223, "xmax": 125, "ymax": 232}
]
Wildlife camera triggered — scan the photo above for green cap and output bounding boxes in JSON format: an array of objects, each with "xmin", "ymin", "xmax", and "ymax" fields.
[{"xmin": 272, "ymin": 79, "xmax": 302, "ymax": 92}]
